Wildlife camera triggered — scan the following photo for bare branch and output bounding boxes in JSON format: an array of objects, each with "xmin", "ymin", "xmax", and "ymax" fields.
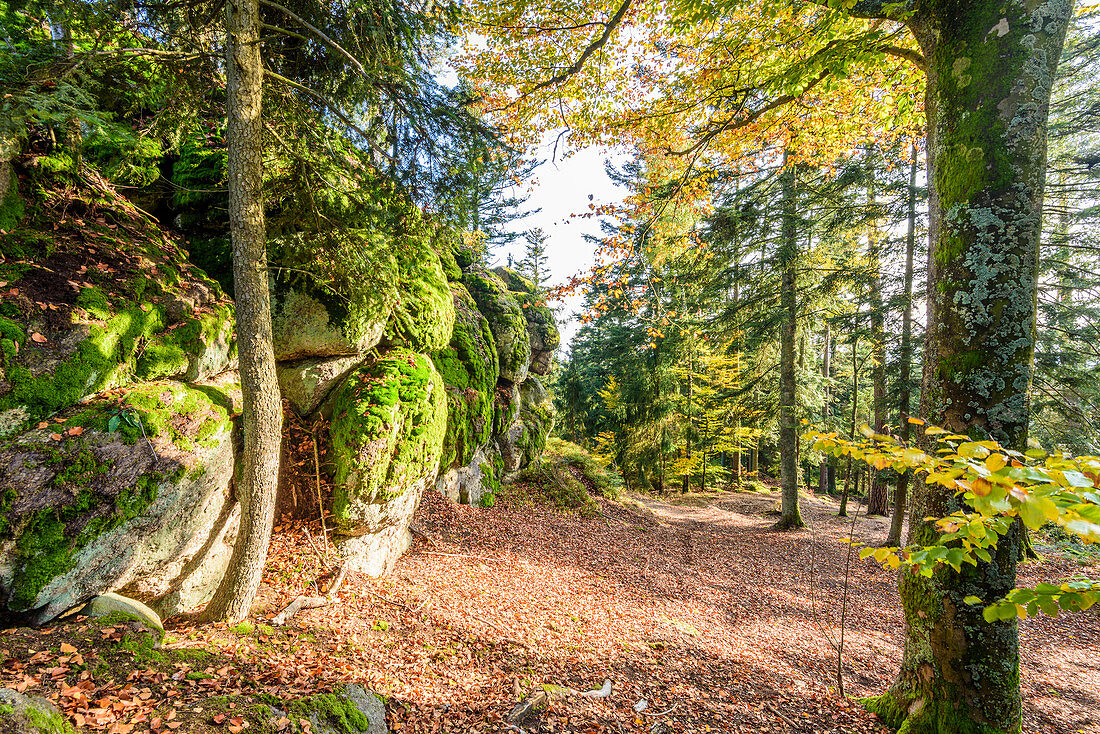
[
  {"xmin": 520, "ymin": 0, "xmax": 633, "ymax": 98},
  {"xmin": 263, "ymin": 68, "xmax": 395, "ymax": 163},
  {"xmin": 259, "ymin": 0, "xmax": 366, "ymax": 76}
]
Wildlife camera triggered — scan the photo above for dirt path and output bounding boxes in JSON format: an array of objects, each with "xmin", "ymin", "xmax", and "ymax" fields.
[
  {"xmin": 3, "ymin": 488, "xmax": 1093, "ymax": 734},
  {"xmin": 259, "ymin": 485, "xmax": 1096, "ymax": 733}
]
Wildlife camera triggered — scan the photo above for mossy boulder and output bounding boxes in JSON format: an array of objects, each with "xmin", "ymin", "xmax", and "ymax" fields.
[
  {"xmin": 277, "ymin": 354, "xmax": 365, "ymax": 417},
  {"xmin": 0, "ymin": 688, "xmax": 75, "ymax": 734},
  {"xmin": 493, "ymin": 381, "xmax": 520, "ymax": 437},
  {"xmin": 497, "ymin": 377, "xmax": 555, "ymax": 474},
  {"xmin": 270, "ymin": 288, "xmax": 387, "ymax": 362},
  {"xmin": 329, "ymin": 349, "xmax": 446, "ymax": 575},
  {"xmin": 293, "ymin": 684, "xmax": 388, "ymax": 734},
  {"xmin": 0, "ymin": 214, "xmax": 234, "ymax": 437},
  {"xmin": 452, "ymin": 234, "xmax": 482, "ymax": 271},
  {"xmin": 136, "ymin": 303, "xmax": 236, "ymax": 382},
  {"xmin": 383, "ymin": 245, "xmax": 455, "ymax": 353},
  {"xmin": 435, "ymin": 444, "xmax": 495, "ymax": 507},
  {"xmin": 492, "ymin": 267, "xmax": 560, "ymax": 376},
  {"xmin": 462, "ymin": 268, "xmax": 531, "ymax": 384},
  {"xmin": 435, "ymin": 230, "xmax": 463, "ymax": 281},
  {"xmin": 0, "ymin": 376, "xmax": 242, "ymax": 624},
  {"xmin": 431, "ymin": 284, "xmax": 499, "ymax": 470}
]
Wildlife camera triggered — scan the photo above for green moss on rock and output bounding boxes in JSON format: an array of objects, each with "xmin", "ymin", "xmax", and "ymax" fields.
[
  {"xmin": 270, "ymin": 286, "xmax": 389, "ymax": 362},
  {"xmin": 0, "ymin": 303, "xmax": 168, "ymax": 432},
  {"xmin": 462, "ymin": 268, "xmax": 531, "ymax": 383},
  {"xmin": 492, "ymin": 266, "xmax": 560, "ymax": 375},
  {"xmin": 434, "ymin": 228, "xmax": 463, "ymax": 281},
  {"xmin": 329, "ymin": 349, "xmax": 447, "ymax": 532},
  {"xmin": 384, "ymin": 243, "xmax": 455, "ymax": 353},
  {"xmin": 518, "ymin": 377, "xmax": 555, "ymax": 465},
  {"xmin": 0, "ymin": 379, "xmax": 236, "ymax": 614},
  {"xmin": 7, "ymin": 464, "xmax": 162, "ymax": 612},
  {"xmin": 431, "ymin": 285, "xmax": 499, "ymax": 469},
  {"xmin": 77, "ymin": 287, "xmax": 113, "ymax": 321},
  {"xmin": 136, "ymin": 303, "xmax": 235, "ymax": 382}
]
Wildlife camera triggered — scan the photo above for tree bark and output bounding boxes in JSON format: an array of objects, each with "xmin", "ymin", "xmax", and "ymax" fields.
[
  {"xmin": 774, "ymin": 155, "xmax": 803, "ymax": 530},
  {"xmin": 201, "ymin": 0, "xmax": 284, "ymax": 623},
  {"xmin": 819, "ymin": 322, "xmax": 832, "ymax": 494},
  {"xmin": 885, "ymin": 144, "xmax": 920, "ymax": 547},
  {"xmin": 866, "ymin": 151, "xmax": 889, "ymax": 516},
  {"xmin": 839, "ymin": 336, "xmax": 859, "ymax": 517},
  {"xmin": 864, "ymin": 3, "xmax": 1072, "ymax": 732}
]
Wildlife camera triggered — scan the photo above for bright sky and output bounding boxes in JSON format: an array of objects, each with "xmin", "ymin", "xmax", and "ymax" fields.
[{"xmin": 493, "ymin": 133, "xmax": 630, "ymax": 350}]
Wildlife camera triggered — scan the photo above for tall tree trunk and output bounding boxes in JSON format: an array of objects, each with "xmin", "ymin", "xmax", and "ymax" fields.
[
  {"xmin": 201, "ymin": 0, "xmax": 283, "ymax": 623},
  {"xmin": 732, "ymin": 222, "xmax": 743, "ymax": 487},
  {"xmin": 818, "ymin": 322, "xmax": 832, "ymax": 494},
  {"xmin": 774, "ymin": 155, "xmax": 803, "ymax": 529},
  {"xmin": 683, "ymin": 337, "xmax": 693, "ymax": 494},
  {"xmin": 866, "ymin": 151, "xmax": 889, "ymax": 516},
  {"xmin": 839, "ymin": 337, "xmax": 859, "ymax": 517},
  {"xmin": 885, "ymin": 144, "xmax": 920, "ymax": 547},
  {"xmin": 864, "ymin": 4, "xmax": 1072, "ymax": 732}
]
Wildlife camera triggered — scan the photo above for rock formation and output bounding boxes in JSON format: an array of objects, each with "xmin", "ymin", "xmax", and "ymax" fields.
[{"xmin": 0, "ymin": 150, "xmax": 559, "ymax": 623}]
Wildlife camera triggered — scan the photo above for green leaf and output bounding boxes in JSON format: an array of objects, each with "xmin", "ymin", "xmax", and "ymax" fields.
[
  {"xmin": 1019, "ymin": 497, "xmax": 1047, "ymax": 529},
  {"xmin": 108, "ymin": 414, "xmax": 121, "ymax": 433},
  {"xmin": 962, "ymin": 595, "xmax": 982, "ymax": 605}
]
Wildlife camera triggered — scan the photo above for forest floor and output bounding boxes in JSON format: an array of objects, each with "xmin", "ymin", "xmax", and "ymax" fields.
[{"xmin": 3, "ymin": 480, "xmax": 1098, "ymax": 733}]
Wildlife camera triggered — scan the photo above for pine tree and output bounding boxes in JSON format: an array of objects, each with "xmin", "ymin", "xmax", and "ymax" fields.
[{"xmin": 518, "ymin": 227, "xmax": 550, "ymax": 289}]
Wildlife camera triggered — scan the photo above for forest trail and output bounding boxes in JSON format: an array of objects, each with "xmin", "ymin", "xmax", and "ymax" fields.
[
  {"xmin": 2, "ymin": 483, "xmax": 1096, "ymax": 733},
  {"xmin": 253, "ymin": 484, "xmax": 1098, "ymax": 733}
]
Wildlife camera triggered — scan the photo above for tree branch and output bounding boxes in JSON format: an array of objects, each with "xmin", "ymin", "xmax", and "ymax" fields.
[
  {"xmin": 520, "ymin": 0, "xmax": 633, "ymax": 98},
  {"xmin": 877, "ymin": 44, "xmax": 926, "ymax": 70},
  {"xmin": 258, "ymin": 0, "xmax": 366, "ymax": 76},
  {"xmin": 667, "ymin": 70, "xmax": 831, "ymax": 158},
  {"xmin": 263, "ymin": 68, "xmax": 395, "ymax": 163}
]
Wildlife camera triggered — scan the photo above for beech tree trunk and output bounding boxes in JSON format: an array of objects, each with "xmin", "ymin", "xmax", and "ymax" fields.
[
  {"xmin": 202, "ymin": 0, "xmax": 284, "ymax": 623},
  {"xmin": 885, "ymin": 144, "xmax": 920, "ymax": 548},
  {"xmin": 774, "ymin": 155, "xmax": 803, "ymax": 530},
  {"xmin": 862, "ymin": 2, "xmax": 1072, "ymax": 732}
]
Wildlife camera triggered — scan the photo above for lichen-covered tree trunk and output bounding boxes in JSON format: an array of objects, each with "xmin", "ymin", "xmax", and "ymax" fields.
[
  {"xmin": 774, "ymin": 158, "xmax": 803, "ymax": 530},
  {"xmin": 201, "ymin": 0, "xmax": 283, "ymax": 623},
  {"xmin": 864, "ymin": 1, "xmax": 1073, "ymax": 731}
]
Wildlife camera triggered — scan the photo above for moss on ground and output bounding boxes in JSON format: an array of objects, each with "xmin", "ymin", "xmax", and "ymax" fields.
[
  {"xmin": 545, "ymin": 438, "xmax": 622, "ymax": 499},
  {"xmin": 290, "ymin": 690, "xmax": 372, "ymax": 733}
]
